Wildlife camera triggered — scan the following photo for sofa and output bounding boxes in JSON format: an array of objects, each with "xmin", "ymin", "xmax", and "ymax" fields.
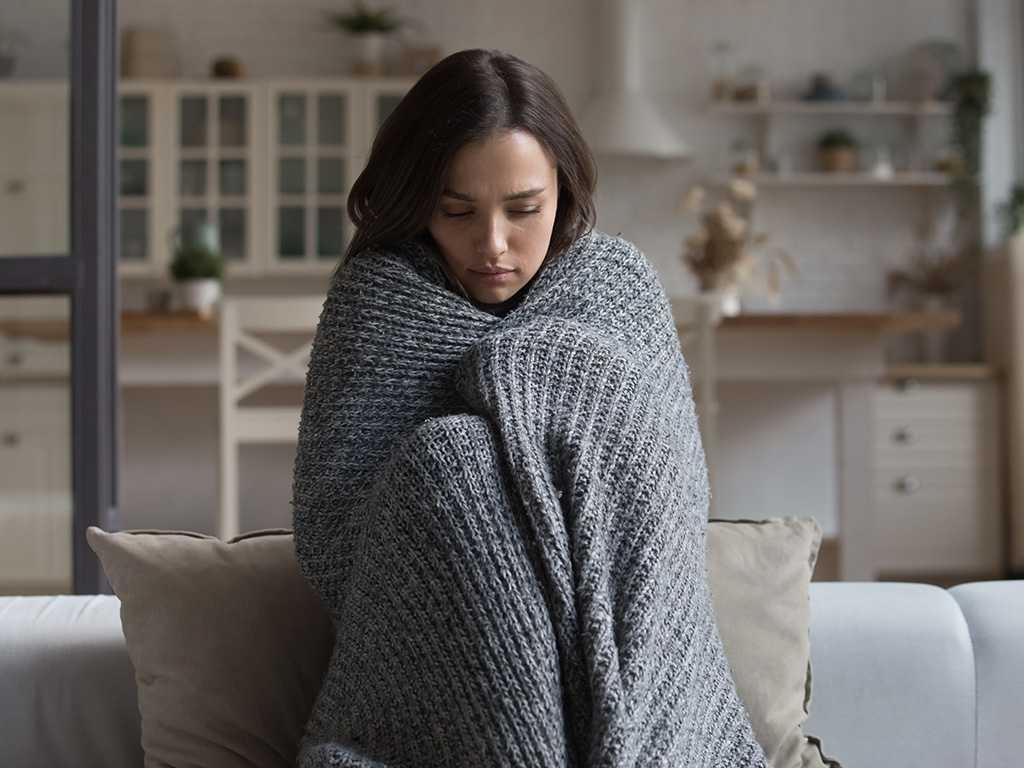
[{"xmin": 1, "ymin": 524, "xmax": 1022, "ymax": 768}]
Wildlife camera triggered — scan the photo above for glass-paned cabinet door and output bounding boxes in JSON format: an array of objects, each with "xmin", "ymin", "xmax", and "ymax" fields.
[
  {"xmin": 117, "ymin": 83, "xmax": 176, "ymax": 275},
  {"xmin": 173, "ymin": 84, "xmax": 262, "ymax": 273},
  {"xmin": 269, "ymin": 84, "xmax": 356, "ymax": 270},
  {"xmin": 117, "ymin": 91, "xmax": 152, "ymax": 267}
]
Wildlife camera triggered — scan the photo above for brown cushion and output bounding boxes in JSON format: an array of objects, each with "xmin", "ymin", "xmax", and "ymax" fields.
[{"xmin": 89, "ymin": 517, "xmax": 837, "ymax": 768}]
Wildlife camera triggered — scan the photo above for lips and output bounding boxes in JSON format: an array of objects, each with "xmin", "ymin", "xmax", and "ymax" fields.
[{"xmin": 471, "ymin": 268, "xmax": 515, "ymax": 282}]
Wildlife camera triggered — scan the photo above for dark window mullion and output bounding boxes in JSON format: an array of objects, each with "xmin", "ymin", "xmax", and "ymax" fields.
[{"xmin": 70, "ymin": 0, "xmax": 119, "ymax": 594}]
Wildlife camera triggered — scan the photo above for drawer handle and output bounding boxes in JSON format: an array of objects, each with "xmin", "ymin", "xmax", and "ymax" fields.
[
  {"xmin": 893, "ymin": 426, "xmax": 920, "ymax": 444},
  {"xmin": 1, "ymin": 431, "xmax": 22, "ymax": 448},
  {"xmin": 895, "ymin": 475, "xmax": 921, "ymax": 493},
  {"xmin": 6, "ymin": 351, "xmax": 26, "ymax": 367},
  {"xmin": 897, "ymin": 378, "xmax": 921, "ymax": 394}
]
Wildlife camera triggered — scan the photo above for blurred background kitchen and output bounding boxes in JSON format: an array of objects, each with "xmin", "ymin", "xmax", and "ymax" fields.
[{"xmin": 2, "ymin": 0, "xmax": 1023, "ymax": 593}]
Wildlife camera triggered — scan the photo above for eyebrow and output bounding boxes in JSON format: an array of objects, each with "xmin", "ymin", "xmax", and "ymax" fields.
[{"xmin": 440, "ymin": 187, "xmax": 547, "ymax": 203}]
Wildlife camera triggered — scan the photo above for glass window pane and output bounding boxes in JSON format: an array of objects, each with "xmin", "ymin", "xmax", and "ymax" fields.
[
  {"xmin": 0, "ymin": 295, "xmax": 72, "ymax": 595},
  {"xmin": 180, "ymin": 97, "xmax": 208, "ymax": 147},
  {"xmin": 318, "ymin": 95, "xmax": 346, "ymax": 146},
  {"xmin": 180, "ymin": 208, "xmax": 207, "ymax": 233},
  {"xmin": 376, "ymin": 94, "xmax": 403, "ymax": 133},
  {"xmin": 180, "ymin": 161, "xmax": 207, "ymax": 196},
  {"xmin": 278, "ymin": 207, "xmax": 305, "ymax": 258},
  {"xmin": 119, "ymin": 209, "xmax": 148, "ymax": 261},
  {"xmin": 278, "ymin": 94, "xmax": 306, "ymax": 146},
  {"xmin": 219, "ymin": 160, "xmax": 246, "ymax": 196},
  {"xmin": 0, "ymin": 84, "xmax": 69, "ymax": 256},
  {"xmin": 317, "ymin": 158, "xmax": 345, "ymax": 194},
  {"xmin": 317, "ymin": 207, "xmax": 344, "ymax": 259},
  {"xmin": 219, "ymin": 208, "xmax": 246, "ymax": 261},
  {"xmin": 120, "ymin": 96, "xmax": 148, "ymax": 147},
  {"xmin": 219, "ymin": 96, "xmax": 247, "ymax": 147},
  {"xmin": 279, "ymin": 157, "xmax": 306, "ymax": 195},
  {"xmin": 120, "ymin": 159, "xmax": 148, "ymax": 196}
]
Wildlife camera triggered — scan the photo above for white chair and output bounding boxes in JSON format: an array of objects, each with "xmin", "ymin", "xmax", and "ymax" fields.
[
  {"xmin": 218, "ymin": 296, "xmax": 324, "ymax": 540},
  {"xmin": 670, "ymin": 295, "xmax": 724, "ymax": 514}
]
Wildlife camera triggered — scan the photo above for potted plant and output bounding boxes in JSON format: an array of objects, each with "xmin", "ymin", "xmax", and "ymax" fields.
[
  {"xmin": 817, "ymin": 129, "xmax": 858, "ymax": 173},
  {"xmin": 170, "ymin": 243, "xmax": 224, "ymax": 319},
  {"xmin": 998, "ymin": 183, "xmax": 1024, "ymax": 241},
  {"xmin": 330, "ymin": 1, "xmax": 404, "ymax": 76}
]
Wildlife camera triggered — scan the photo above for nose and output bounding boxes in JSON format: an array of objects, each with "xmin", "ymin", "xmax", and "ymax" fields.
[{"xmin": 475, "ymin": 213, "xmax": 508, "ymax": 258}]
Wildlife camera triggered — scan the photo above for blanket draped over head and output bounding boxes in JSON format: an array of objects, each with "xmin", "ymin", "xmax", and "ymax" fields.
[{"xmin": 292, "ymin": 231, "xmax": 769, "ymax": 768}]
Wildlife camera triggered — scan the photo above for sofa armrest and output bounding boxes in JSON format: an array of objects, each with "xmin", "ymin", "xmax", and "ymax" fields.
[
  {"xmin": 804, "ymin": 582, "xmax": 975, "ymax": 768},
  {"xmin": 949, "ymin": 580, "xmax": 1024, "ymax": 768},
  {"xmin": 0, "ymin": 595, "xmax": 143, "ymax": 768}
]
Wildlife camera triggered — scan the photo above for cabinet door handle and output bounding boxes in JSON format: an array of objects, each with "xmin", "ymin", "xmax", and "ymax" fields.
[
  {"xmin": 894, "ymin": 426, "xmax": 920, "ymax": 444},
  {"xmin": 897, "ymin": 378, "xmax": 921, "ymax": 394},
  {"xmin": 6, "ymin": 351, "xmax": 26, "ymax": 367},
  {"xmin": 895, "ymin": 475, "xmax": 921, "ymax": 493},
  {"xmin": 1, "ymin": 431, "xmax": 22, "ymax": 447}
]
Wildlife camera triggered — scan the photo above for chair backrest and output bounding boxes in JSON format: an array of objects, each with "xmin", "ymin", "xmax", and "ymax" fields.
[
  {"xmin": 218, "ymin": 296, "xmax": 324, "ymax": 539},
  {"xmin": 670, "ymin": 295, "xmax": 724, "ymax": 513}
]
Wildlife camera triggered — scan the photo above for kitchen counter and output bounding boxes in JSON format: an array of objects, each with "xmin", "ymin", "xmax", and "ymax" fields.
[{"xmin": 720, "ymin": 309, "xmax": 961, "ymax": 335}]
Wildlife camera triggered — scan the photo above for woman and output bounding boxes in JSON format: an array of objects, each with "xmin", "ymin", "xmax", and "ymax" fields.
[{"xmin": 293, "ymin": 49, "xmax": 768, "ymax": 768}]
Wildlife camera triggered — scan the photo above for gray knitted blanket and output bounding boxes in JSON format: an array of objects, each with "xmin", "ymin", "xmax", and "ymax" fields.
[{"xmin": 292, "ymin": 231, "xmax": 769, "ymax": 768}]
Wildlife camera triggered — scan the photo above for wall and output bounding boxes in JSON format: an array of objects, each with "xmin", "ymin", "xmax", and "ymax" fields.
[
  {"xmin": 110, "ymin": 0, "xmax": 977, "ymax": 310},
  {"xmin": 3, "ymin": 0, "xmax": 978, "ymax": 307},
  {"xmin": 1, "ymin": 0, "xmax": 985, "ymax": 534}
]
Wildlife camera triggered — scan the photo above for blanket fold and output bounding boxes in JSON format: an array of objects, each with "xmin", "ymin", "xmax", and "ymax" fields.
[{"xmin": 293, "ymin": 232, "xmax": 769, "ymax": 768}]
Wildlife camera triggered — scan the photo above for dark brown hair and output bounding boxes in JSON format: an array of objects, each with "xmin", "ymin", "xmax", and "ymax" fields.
[{"xmin": 341, "ymin": 49, "xmax": 597, "ymax": 267}]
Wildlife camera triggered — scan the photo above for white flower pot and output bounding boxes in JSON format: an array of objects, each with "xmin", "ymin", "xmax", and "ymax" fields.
[
  {"xmin": 175, "ymin": 278, "xmax": 221, "ymax": 318},
  {"xmin": 352, "ymin": 32, "xmax": 386, "ymax": 76}
]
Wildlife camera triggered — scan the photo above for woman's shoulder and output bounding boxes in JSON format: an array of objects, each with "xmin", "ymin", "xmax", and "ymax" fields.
[
  {"xmin": 560, "ymin": 230, "xmax": 659, "ymax": 287},
  {"xmin": 330, "ymin": 240, "xmax": 446, "ymax": 293}
]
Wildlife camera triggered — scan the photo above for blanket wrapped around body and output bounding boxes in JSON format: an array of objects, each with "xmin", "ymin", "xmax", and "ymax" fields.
[{"xmin": 292, "ymin": 231, "xmax": 769, "ymax": 768}]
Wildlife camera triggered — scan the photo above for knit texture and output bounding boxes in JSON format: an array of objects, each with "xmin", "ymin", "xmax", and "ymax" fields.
[{"xmin": 292, "ymin": 231, "xmax": 769, "ymax": 768}]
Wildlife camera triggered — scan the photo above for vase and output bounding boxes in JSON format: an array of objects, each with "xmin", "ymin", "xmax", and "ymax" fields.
[
  {"xmin": 175, "ymin": 278, "xmax": 221, "ymax": 319},
  {"xmin": 351, "ymin": 32, "xmax": 386, "ymax": 76},
  {"xmin": 700, "ymin": 283, "xmax": 741, "ymax": 317}
]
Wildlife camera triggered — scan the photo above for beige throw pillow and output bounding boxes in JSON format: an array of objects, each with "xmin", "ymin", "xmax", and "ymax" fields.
[
  {"xmin": 89, "ymin": 518, "xmax": 837, "ymax": 768},
  {"xmin": 86, "ymin": 527, "xmax": 335, "ymax": 768},
  {"xmin": 707, "ymin": 516, "xmax": 839, "ymax": 768}
]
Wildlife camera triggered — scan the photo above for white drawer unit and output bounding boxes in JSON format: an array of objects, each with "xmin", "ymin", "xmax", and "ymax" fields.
[{"xmin": 873, "ymin": 369, "xmax": 1004, "ymax": 576}]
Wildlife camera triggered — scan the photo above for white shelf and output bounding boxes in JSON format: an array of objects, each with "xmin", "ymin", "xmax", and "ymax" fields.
[
  {"xmin": 709, "ymin": 100, "xmax": 953, "ymax": 117},
  {"xmin": 716, "ymin": 171, "xmax": 952, "ymax": 187}
]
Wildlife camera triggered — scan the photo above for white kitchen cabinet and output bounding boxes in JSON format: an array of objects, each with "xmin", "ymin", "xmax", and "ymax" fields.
[
  {"xmin": 0, "ymin": 333, "xmax": 71, "ymax": 595},
  {"xmin": 0, "ymin": 82, "xmax": 69, "ymax": 256},
  {"xmin": 872, "ymin": 367, "xmax": 1004, "ymax": 576},
  {"xmin": 116, "ymin": 77, "xmax": 413, "ymax": 277}
]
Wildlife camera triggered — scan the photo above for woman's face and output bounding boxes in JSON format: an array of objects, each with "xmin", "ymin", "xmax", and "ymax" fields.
[{"xmin": 428, "ymin": 130, "xmax": 559, "ymax": 305}]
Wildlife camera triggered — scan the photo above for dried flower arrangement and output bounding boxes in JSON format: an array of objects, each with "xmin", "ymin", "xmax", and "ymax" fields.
[
  {"xmin": 886, "ymin": 244, "xmax": 973, "ymax": 300},
  {"xmin": 887, "ymin": 204, "xmax": 975, "ymax": 304},
  {"xmin": 680, "ymin": 178, "xmax": 797, "ymax": 300}
]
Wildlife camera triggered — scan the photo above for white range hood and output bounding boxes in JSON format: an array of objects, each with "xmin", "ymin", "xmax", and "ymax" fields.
[{"xmin": 579, "ymin": 0, "xmax": 689, "ymax": 159}]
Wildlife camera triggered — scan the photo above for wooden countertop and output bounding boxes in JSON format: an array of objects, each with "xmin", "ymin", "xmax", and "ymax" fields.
[
  {"xmin": 120, "ymin": 310, "xmax": 216, "ymax": 335},
  {"xmin": 720, "ymin": 309, "xmax": 961, "ymax": 336},
  {"xmin": 2, "ymin": 308, "xmax": 961, "ymax": 339}
]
